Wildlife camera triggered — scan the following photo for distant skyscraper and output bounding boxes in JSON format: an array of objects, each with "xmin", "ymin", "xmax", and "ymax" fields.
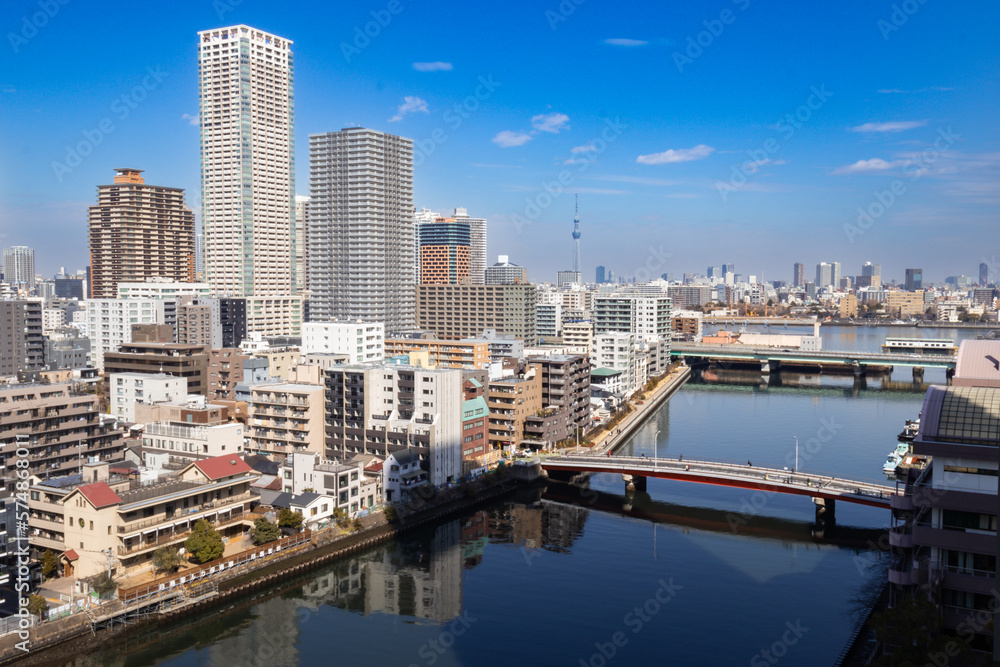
[
  {"xmin": 1, "ymin": 246, "xmax": 35, "ymax": 287},
  {"xmin": 88, "ymin": 168, "xmax": 195, "ymax": 299},
  {"xmin": 596, "ymin": 265, "xmax": 606, "ymax": 284},
  {"xmin": 816, "ymin": 262, "xmax": 833, "ymax": 288},
  {"xmin": 723, "ymin": 263, "xmax": 735, "ymax": 276},
  {"xmin": 793, "ymin": 263, "xmax": 805, "ymax": 287},
  {"xmin": 707, "ymin": 266, "xmax": 722, "ymax": 279},
  {"xmin": 485, "ymin": 255, "xmax": 527, "ymax": 285},
  {"xmin": 308, "ymin": 127, "xmax": 415, "ymax": 333},
  {"xmin": 294, "ymin": 195, "xmax": 311, "ymax": 294},
  {"xmin": 419, "ymin": 218, "xmax": 471, "ymax": 284},
  {"xmin": 831, "ymin": 262, "xmax": 841, "ymax": 288},
  {"xmin": 905, "ymin": 268, "xmax": 923, "ymax": 291},
  {"xmin": 980, "ymin": 262, "xmax": 989, "ymax": 286},
  {"xmin": 199, "ymin": 25, "xmax": 295, "ymax": 297},
  {"xmin": 452, "ymin": 208, "xmax": 486, "ymax": 284},
  {"xmin": 861, "ymin": 261, "xmax": 881, "ymax": 278},
  {"xmin": 571, "ymin": 195, "xmax": 581, "ymax": 274}
]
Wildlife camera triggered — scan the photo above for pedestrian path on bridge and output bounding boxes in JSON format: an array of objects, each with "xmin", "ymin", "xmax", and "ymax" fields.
[{"xmin": 540, "ymin": 454, "xmax": 899, "ymax": 509}]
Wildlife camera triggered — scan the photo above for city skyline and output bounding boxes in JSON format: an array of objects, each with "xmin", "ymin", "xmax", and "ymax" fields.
[{"xmin": 1, "ymin": 2, "xmax": 997, "ymax": 283}]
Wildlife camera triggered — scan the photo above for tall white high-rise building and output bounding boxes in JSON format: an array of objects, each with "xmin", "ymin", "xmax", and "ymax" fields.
[
  {"xmin": 2, "ymin": 246, "xmax": 35, "ymax": 287},
  {"xmin": 198, "ymin": 25, "xmax": 296, "ymax": 298},
  {"xmin": 451, "ymin": 208, "xmax": 486, "ymax": 284},
  {"xmin": 295, "ymin": 195, "xmax": 310, "ymax": 295},
  {"xmin": 308, "ymin": 127, "xmax": 415, "ymax": 333}
]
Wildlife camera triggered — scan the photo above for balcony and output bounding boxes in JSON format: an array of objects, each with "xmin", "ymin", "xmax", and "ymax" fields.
[
  {"xmin": 118, "ymin": 492, "xmax": 253, "ymax": 534},
  {"xmin": 117, "ymin": 510, "xmax": 253, "ymax": 556}
]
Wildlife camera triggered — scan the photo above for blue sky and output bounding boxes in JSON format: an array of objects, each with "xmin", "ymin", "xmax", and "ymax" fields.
[{"xmin": 1, "ymin": 0, "xmax": 998, "ymax": 284}]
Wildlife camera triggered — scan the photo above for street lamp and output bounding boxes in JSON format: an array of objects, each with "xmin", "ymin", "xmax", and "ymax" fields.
[
  {"xmin": 793, "ymin": 436, "xmax": 799, "ymax": 473},
  {"xmin": 653, "ymin": 429, "xmax": 660, "ymax": 470}
]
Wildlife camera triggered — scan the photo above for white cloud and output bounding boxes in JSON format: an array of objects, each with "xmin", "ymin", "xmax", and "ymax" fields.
[
  {"xmin": 182, "ymin": 113, "xmax": 199, "ymax": 126},
  {"xmin": 831, "ymin": 158, "xmax": 906, "ymax": 175},
  {"xmin": 571, "ymin": 144, "xmax": 597, "ymax": 153},
  {"xmin": 604, "ymin": 38, "xmax": 648, "ymax": 46},
  {"xmin": 413, "ymin": 61, "xmax": 453, "ymax": 72},
  {"xmin": 636, "ymin": 144, "xmax": 715, "ymax": 165},
  {"xmin": 492, "ymin": 131, "xmax": 533, "ymax": 148},
  {"xmin": 389, "ymin": 96, "xmax": 430, "ymax": 122},
  {"xmin": 877, "ymin": 87, "xmax": 953, "ymax": 94},
  {"xmin": 850, "ymin": 120, "xmax": 927, "ymax": 133},
  {"xmin": 531, "ymin": 113, "xmax": 570, "ymax": 134}
]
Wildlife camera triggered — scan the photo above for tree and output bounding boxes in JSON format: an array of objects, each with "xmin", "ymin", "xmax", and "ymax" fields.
[
  {"xmin": 27, "ymin": 595, "xmax": 48, "ymax": 618},
  {"xmin": 351, "ymin": 517, "xmax": 363, "ymax": 532},
  {"xmin": 383, "ymin": 505, "xmax": 398, "ymax": 522},
  {"xmin": 277, "ymin": 508, "xmax": 303, "ymax": 531},
  {"xmin": 153, "ymin": 547, "xmax": 182, "ymax": 574},
  {"xmin": 184, "ymin": 519, "xmax": 224, "ymax": 564},
  {"xmin": 87, "ymin": 571, "xmax": 118, "ymax": 600},
  {"xmin": 40, "ymin": 550, "xmax": 58, "ymax": 579},
  {"xmin": 250, "ymin": 516, "xmax": 281, "ymax": 545},
  {"xmin": 869, "ymin": 595, "xmax": 972, "ymax": 666}
]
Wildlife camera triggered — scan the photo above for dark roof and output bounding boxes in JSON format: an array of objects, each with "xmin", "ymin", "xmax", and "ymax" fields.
[
  {"xmin": 39, "ymin": 474, "xmax": 84, "ymax": 489},
  {"xmin": 291, "ymin": 492, "xmax": 321, "ymax": 506},
  {"xmin": 389, "ymin": 449, "xmax": 419, "ymax": 466},
  {"xmin": 245, "ymin": 454, "xmax": 280, "ymax": 475},
  {"xmin": 269, "ymin": 492, "xmax": 294, "ymax": 508}
]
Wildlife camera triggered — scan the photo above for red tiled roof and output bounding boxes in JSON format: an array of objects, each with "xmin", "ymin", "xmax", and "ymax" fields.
[
  {"xmin": 63, "ymin": 549, "xmax": 79, "ymax": 561},
  {"xmin": 194, "ymin": 455, "xmax": 253, "ymax": 481},
  {"xmin": 365, "ymin": 462, "xmax": 383, "ymax": 473},
  {"xmin": 77, "ymin": 482, "xmax": 122, "ymax": 509}
]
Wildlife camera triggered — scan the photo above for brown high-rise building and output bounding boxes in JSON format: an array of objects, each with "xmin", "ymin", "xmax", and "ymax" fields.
[
  {"xmin": 418, "ymin": 218, "xmax": 471, "ymax": 285},
  {"xmin": 103, "ymin": 342, "xmax": 209, "ymax": 396},
  {"xmin": 88, "ymin": 168, "xmax": 195, "ymax": 299}
]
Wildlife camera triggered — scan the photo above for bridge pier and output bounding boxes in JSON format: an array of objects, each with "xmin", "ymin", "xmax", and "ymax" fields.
[
  {"xmin": 812, "ymin": 497, "xmax": 836, "ymax": 538},
  {"xmin": 623, "ymin": 474, "xmax": 646, "ymax": 494},
  {"xmin": 946, "ymin": 367, "xmax": 954, "ymax": 385},
  {"xmin": 912, "ymin": 366, "xmax": 924, "ymax": 384},
  {"xmin": 852, "ymin": 372, "xmax": 867, "ymax": 395}
]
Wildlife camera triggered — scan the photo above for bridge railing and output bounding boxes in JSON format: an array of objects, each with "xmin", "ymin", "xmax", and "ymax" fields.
[{"xmin": 545, "ymin": 454, "xmax": 897, "ymax": 492}]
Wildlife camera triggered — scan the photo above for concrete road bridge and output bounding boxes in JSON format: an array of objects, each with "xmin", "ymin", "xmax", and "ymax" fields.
[{"xmin": 541, "ymin": 454, "xmax": 899, "ymax": 529}]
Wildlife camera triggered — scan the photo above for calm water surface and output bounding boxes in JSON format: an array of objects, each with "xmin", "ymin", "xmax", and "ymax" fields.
[{"xmin": 76, "ymin": 362, "xmax": 936, "ymax": 667}]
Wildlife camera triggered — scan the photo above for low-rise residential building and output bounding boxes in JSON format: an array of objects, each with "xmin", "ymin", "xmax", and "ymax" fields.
[
  {"xmin": 487, "ymin": 371, "xmax": 541, "ymax": 453},
  {"xmin": 384, "ymin": 338, "xmax": 489, "ymax": 370},
  {"xmin": 140, "ymin": 420, "xmax": 245, "ymax": 470},
  {"xmin": 103, "ymin": 342, "xmax": 209, "ymax": 396},
  {"xmin": 60, "ymin": 455, "xmax": 258, "ymax": 579},
  {"xmin": 384, "ymin": 449, "xmax": 426, "ymax": 503},
  {"xmin": 248, "ymin": 383, "xmax": 326, "ymax": 459},
  {"xmin": 322, "ymin": 365, "xmax": 464, "ymax": 488},
  {"xmin": 561, "ymin": 320, "xmax": 594, "ymax": 354},
  {"xmin": 593, "ymin": 332, "xmax": 639, "ymax": 396},
  {"xmin": 461, "ymin": 396, "xmax": 491, "ymax": 473},
  {"xmin": 109, "ymin": 373, "xmax": 188, "ymax": 422},
  {"xmin": 302, "ymin": 320, "xmax": 384, "ymax": 364},
  {"xmin": 276, "ymin": 452, "xmax": 380, "ymax": 516},
  {"xmin": 134, "ymin": 395, "xmax": 231, "ymax": 425},
  {"xmin": 207, "ymin": 348, "xmax": 249, "ymax": 401},
  {"xmin": 671, "ymin": 310, "xmax": 703, "ymax": 342},
  {"xmin": 0, "ymin": 384, "xmax": 123, "ymax": 497}
]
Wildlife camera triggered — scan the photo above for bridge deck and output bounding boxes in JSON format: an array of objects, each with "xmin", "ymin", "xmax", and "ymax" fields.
[
  {"xmin": 670, "ymin": 343, "xmax": 956, "ymax": 369},
  {"xmin": 541, "ymin": 455, "xmax": 899, "ymax": 508}
]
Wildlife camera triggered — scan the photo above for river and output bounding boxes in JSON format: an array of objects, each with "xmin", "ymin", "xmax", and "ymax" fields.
[{"xmin": 68, "ymin": 326, "xmax": 965, "ymax": 666}]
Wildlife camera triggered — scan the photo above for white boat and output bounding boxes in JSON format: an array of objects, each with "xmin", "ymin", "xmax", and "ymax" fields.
[{"xmin": 883, "ymin": 452, "xmax": 902, "ymax": 475}]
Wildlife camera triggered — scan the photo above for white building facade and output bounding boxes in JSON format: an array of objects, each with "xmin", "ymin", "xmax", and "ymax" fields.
[{"xmin": 302, "ymin": 320, "xmax": 384, "ymax": 364}]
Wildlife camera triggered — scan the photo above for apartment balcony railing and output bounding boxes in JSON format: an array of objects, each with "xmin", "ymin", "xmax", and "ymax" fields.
[{"xmin": 118, "ymin": 493, "xmax": 253, "ymax": 534}]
